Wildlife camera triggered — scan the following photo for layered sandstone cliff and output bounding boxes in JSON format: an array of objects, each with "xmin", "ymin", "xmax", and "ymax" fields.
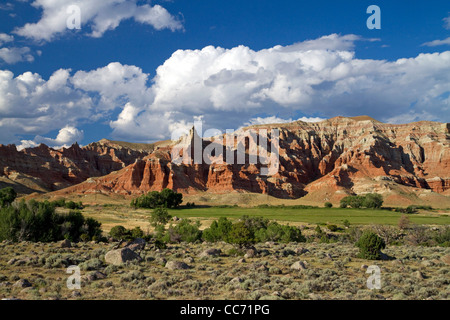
[
  {"xmin": 49, "ymin": 117, "xmax": 450, "ymax": 201},
  {"xmin": 0, "ymin": 139, "xmax": 152, "ymax": 193}
]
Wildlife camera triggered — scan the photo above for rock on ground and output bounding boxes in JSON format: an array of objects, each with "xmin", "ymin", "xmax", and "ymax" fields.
[
  {"xmin": 13, "ymin": 279, "xmax": 32, "ymax": 288},
  {"xmin": 165, "ymin": 261, "xmax": 190, "ymax": 270},
  {"xmin": 290, "ymin": 261, "xmax": 307, "ymax": 270},
  {"xmin": 126, "ymin": 238, "xmax": 146, "ymax": 251},
  {"xmin": 60, "ymin": 239, "xmax": 71, "ymax": 248},
  {"xmin": 105, "ymin": 248, "xmax": 142, "ymax": 266},
  {"xmin": 198, "ymin": 248, "xmax": 221, "ymax": 258}
]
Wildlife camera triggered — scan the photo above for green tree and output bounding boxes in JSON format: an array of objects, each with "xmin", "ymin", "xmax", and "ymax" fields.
[
  {"xmin": 164, "ymin": 219, "xmax": 202, "ymax": 243},
  {"xmin": 340, "ymin": 194, "xmax": 383, "ymax": 209},
  {"xmin": 131, "ymin": 189, "xmax": 183, "ymax": 209},
  {"xmin": 150, "ymin": 207, "xmax": 172, "ymax": 227},
  {"xmin": 226, "ymin": 221, "xmax": 254, "ymax": 248},
  {"xmin": 362, "ymin": 193, "xmax": 383, "ymax": 208},
  {"xmin": 131, "ymin": 226, "xmax": 144, "ymax": 239},
  {"xmin": 0, "ymin": 187, "xmax": 17, "ymax": 207},
  {"xmin": 355, "ymin": 231, "xmax": 386, "ymax": 260},
  {"xmin": 202, "ymin": 217, "xmax": 232, "ymax": 242},
  {"xmin": 85, "ymin": 218, "xmax": 102, "ymax": 240},
  {"xmin": 255, "ymin": 222, "xmax": 305, "ymax": 243},
  {"xmin": 240, "ymin": 215, "xmax": 269, "ymax": 234},
  {"xmin": 324, "ymin": 202, "xmax": 333, "ymax": 208},
  {"xmin": 109, "ymin": 225, "xmax": 128, "ymax": 240},
  {"xmin": 159, "ymin": 188, "xmax": 183, "ymax": 208},
  {"xmin": 0, "ymin": 200, "xmax": 101, "ymax": 242}
]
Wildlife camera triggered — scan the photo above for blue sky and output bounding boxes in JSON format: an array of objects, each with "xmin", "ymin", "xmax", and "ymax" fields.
[{"xmin": 0, "ymin": 0, "xmax": 449, "ymax": 148}]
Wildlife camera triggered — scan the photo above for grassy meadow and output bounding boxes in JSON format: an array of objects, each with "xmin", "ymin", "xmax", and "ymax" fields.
[{"xmin": 74, "ymin": 203, "xmax": 450, "ymax": 234}]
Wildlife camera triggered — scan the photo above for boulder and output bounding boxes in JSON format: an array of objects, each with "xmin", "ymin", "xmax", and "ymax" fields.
[
  {"xmin": 198, "ymin": 248, "xmax": 221, "ymax": 258},
  {"xmin": 229, "ymin": 277, "xmax": 243, "ymax": 284},
  {"xmin": 294, "ymin": 247, "xmax": 309, "ymax": 255},
  {"xmin": 244, "ymin": 247, "xmax": 258, "ymax": 258},
  {"xmin": 126, "ymin": 238, "xmax": 146, "ymax": 251},
  {"xmin": 105, "ymin": 248, "xmax": 142, "ymax": 266},
  {"xmin": 60, "ymin": 239, "xmax": 71, "ymax": 248},
  {"xmin": 421, "ymin": 260, "xmax": 434, "ymax": 267},
  {"xmin": 415, "ymin": 271, "xmax": 425, "ymax": 280},
  {"xmin": 290, "ymin": 261, "xmax": 307, "ymax": 270},
  {"xmin": 13, "ymin": 279, "xmax": 32, "ymax": 288},
  {"xmin": 83, "ymin": 271, "xmax": 107, "ymax": 282},
  {"xmin": 183, "ymin": 257, "xmax": 195, "ymax": 264},
  {"xmin": 165, "ymin": 261, "xmax": 190, "ymax": 270}
]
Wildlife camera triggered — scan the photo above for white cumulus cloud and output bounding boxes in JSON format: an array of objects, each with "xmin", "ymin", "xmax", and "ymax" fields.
[
  {"xmin": 0, "ymin": 47, "xmax": 34, "ymax": 64},
  {"xmin": 0, "ymin": 62, "xmax": 151, "ymax": 143},
  {"xmin": 1, "ymin": 34, "xmax": 450, "ymax": 145},
  {"xmin": 18, "ymin": 126, "xmax": 84, "ymax": 150},
  {"xmin": 14, "ymin": 0, "xmax": 183, "ymax": 42},
  {"xmin": 244, "ymin": 116, "xmax": 325, "ymax": 126},
  {"xmin": 123, "ymin": 34, "xmax": 448, "ymax": 139},
  {"xmin": 0, "ymin": 33, "xmax": 14, "ymax": 45}
]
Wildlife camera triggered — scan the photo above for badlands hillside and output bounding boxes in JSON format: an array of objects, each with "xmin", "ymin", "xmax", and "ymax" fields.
[{"xmin": 1, "ymin": 116, "xmax": 449, "ymax": 207}]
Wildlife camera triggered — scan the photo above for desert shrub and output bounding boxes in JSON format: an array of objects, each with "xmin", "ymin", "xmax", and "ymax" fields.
[
  {"xmin": 355, "ymin": 231, "xmax": 386, "ymax": 260},
  {"xmin": 108, "ymin": 225, "xmax": 144, "ymax": 241},
  {"xmin": 149, "ymin": 207, "xmax": 172, "ymax": 227},
  {"xmin": 153, "ymin": 225, "xmax": 167, "ymax": 242},
  {"xmin": 433, "ymin": 227, "xmax": 450, "ymax": 247},
  {"xmin": 0, "ymin": 187, "xmax": 17, "ymax": 207},
  {"xmin": 315, "ymin": 225, "xmax": 325, "ymax": 236},
  {"xmin": 320, "ymin": 234, "xmax": 331, "ymax": 243},
  {"xmin": 79, "ymin": 258, "xmax": 103, "ymax": 271},
  {"xmin": 324, "ymin": 202, "xmax": 333, "ymax": 208},
  {"xmin": 405, "ymin": 225, "xmax": 431, "ymax": 246},
  {"xmin": 131, "ymin": 226, "xmax": 144, "ymax": 239},
  {"xmin": 202, "ymin": 217, "xmax": 232, "ymax": 242},
  {"xmin": 120, "ymin": 271, "xmax": 145, "ymax": 283},
  {"xmin": 370, "ymin": 225, "xmax": 401, "ymax": 245},
  {"xmin": 254, "ymin": 222, "xmax": 305, "ymax": 243},
  {"xmin": 343, "ymin": 219, "xmax": 350, "ymax": 228},
  {"xmin": 164, "ymin": 219, "xmax": 202, "ymax": 243},
  {"xmin": 131, "ymin": 188, "xmax": 182, "ymax": 209},
  {"xmin": 326, "ymin": 224, "xmax": 339, "ymax": 232},
  {"xmin": 398, "ymin": 214, "xmax": 411, "ymax": 230},
  {"xmin": 109, "ymin": 225, "xmax": 128, "ymax": 240},
  {"xmin": 227, "ymin": 247, "xmax": 245, "ymax": 256}
]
